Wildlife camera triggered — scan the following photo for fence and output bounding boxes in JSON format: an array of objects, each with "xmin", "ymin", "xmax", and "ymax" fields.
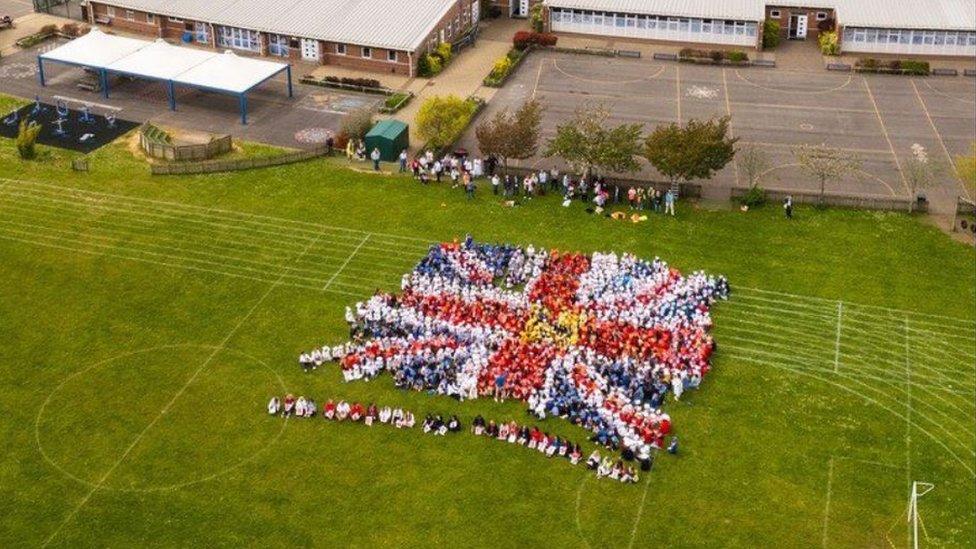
[
  {"xmin": 731, "ymin": 186, "xmax": 924, "ymax": 212},
  {"xmin": 140, "ymin": 130, "xmax": 232, "ymax": 162},
  {"xmin": 151, "ymin": 145, "xmax": 332, "ymax": 175}
]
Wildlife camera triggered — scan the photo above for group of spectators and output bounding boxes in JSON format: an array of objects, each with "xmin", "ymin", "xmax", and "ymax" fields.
[
  {"xmin": 301, "ymin": 237, "xmax": 727, "ymax": 473},
  {"xmin": 267, "ymin": 395, "xmax": 416, "ymax": 428},
  {"xmin": 471, "ymin": 415, "xmax": 584, "ymax": 464}
]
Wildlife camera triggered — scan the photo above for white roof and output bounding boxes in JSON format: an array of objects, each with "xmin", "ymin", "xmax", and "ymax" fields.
[
  {"xmin": 39, "ymin": 28, "xmax": 149, "ymax": 67},
  {"xmin": 543, "ymin": 0, "xmax": 976, "ymax": 29},
  {"xmin": 173, "ymin": 50, "xmax": 289, "ymax": 94},
  {"xmin": 40, "ymin": 31, "xmax": 288, "ymax": 95},
  {"xmin": 94, "ymin": 0, "xmax": 458, "ymax": 51},
  {"xmin": 106, "ymin": 39, "xmax": 215, "ymax": 80}
]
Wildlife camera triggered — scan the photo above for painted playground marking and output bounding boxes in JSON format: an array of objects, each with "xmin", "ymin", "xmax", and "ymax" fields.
[{"xmin": 34, "ymin": 344, "xmax": 289, "ymax": 494}]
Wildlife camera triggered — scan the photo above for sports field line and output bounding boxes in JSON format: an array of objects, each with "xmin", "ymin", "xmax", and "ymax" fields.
[
  {"xmin": 725, "ymin": 348, "xmax": 976, "ymax": 478},
  {"xmin": 724, "ymin": 343, "xmax": 976, "ymax": 452},
  {"xmin": 0, "ymin": 186, "xmax": 429, "ymax": 261},
  {"xmin": 41, "ymin": 233, "xmax": 324, "ymax": 547},
  {"xmin": 627, "ymin": 470, "xmax": 652, "ymax": 549},
  {"xmin": 822, "ymin": 457, "xmax": 835, "ymax": 548},
  {"xmin": 0, "ymin": 178, "xmax": 432, "ymax": 245},
  {"xmin": 323, "ymin": 233, "xmax": 372, "ymax": 291}
]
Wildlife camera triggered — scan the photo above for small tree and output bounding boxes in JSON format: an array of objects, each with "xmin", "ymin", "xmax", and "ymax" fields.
[
  {"xmin": 904, "ymin": 144, "xmax": 944, "ymax": 213},
  {"xmin": 16, "ymin": 120, "xmax": 42, "ymax": 160},
  {"xmin": 762, "ymin": 20, "xmax": 782, "ymax": 49},
  {"xmin": 475, "ymin": 99, "xmax": 543, "ymax": 174},
  {"xmin": 340, "ymin": 108, "xmax": 374, "ymax": 141},
  {"xmin": 738, "ymin": 144, "xmax": 772, "ymax": 190},
  {"xmin": 416, "ymin": 94, "xmax": 475, "ymax": 150},
  {"xmin": 956, "ymin": 141, "xmax": 976, "ymax": 198},
  {"xmin": 792, "ymin": 143, "xmax": 862, "ymax": 206},
  {"xmin": 530, "ymin": 4, "xmax": 545, "ymax": 32},
  {"xmin": 544, "ymin": 103, "xmax": 643, "ymax": 179},
  {"xmin": 643, "ymin": 116, "xmax": 738, "ymax": 189}
]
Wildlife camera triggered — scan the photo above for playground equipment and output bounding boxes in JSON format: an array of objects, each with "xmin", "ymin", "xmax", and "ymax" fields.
[
  {"xmin": 52, "ymin": 117, "xmax": 67, "ymax": 137},
  {"xmin": 79, "ymin": 104, "xmax": 95, "ymax": 125},
  {"xmin": 3, "ymin": 107, "xmax": 18, "ymax": 126},
  {"xmin": 31, "ymin": 95, "xmax": 45, "ymax": 116}
]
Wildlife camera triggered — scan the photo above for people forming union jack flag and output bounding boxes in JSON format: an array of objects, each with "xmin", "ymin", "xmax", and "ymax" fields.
[{"xmin": 304, "ymin": 237, "xmax": 729, "ymax": 457}]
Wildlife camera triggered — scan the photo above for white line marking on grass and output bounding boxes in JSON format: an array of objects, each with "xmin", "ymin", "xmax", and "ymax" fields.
[
  {"xmin": 627, "ymin": 474, "xmax": 652, "ymax": 549},
  {"xmin": 834, "ymin": 301, "xmax": 844, "ymax": 373},
  {"xmin": 41, "ymin": 235, "xmax": 323, "ymax": 547},
  {"xmin": 323, "ymin": 233, "xmax": 371, "ymax": 290},
  {"xmin": 574, "ymin": 475, "xmax": 593, "ymax": 549},
  {"xmin": 822, "ymin": 456, "xmax": 835, "ymax": 548},
  {"xmin": 903, "ymin": 315, "xmax": 913, "ymax": 523}
]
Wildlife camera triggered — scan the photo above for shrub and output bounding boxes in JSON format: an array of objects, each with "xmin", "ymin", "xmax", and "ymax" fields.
[
  {"xmin": 738, "ymin": 185, "xmax": 767, "ymax": 208},
  {"xmin": 726, "ymin": 50, "xmax": 749, "ymax": 63},
  {"xmin": 762, "ymin": 20, "xmax": 781, "ymax": 49},
  {"xmin": 384, "ymin": 93, "xmax": 410, "ymax": 111},
  {"xmin": 817, "ymin": 17, "xmax": 836, "ymax": 32},
  {"xmin": 340, "ymin": 108, "xmax": 374, "ymax": 141},
  {"xmin": 435, "ymin": 42, "xmax": 453, "ymax": 64},
  {"xmin": 39, "ymin": 24, "xmax": 58, "ymax": 35},
  {"xmin": 334, "ymin": 132, "xmax": 350, "ymax": 151},
  {"xmin": 490, "ymin": 55, "xmax": 513, "ymax": 80},
  {"xmin": 856, "ymin": 57, "xmax": 879, "ymax": 69},
  {"xmin": 60, "ymin": 22, "xmax": 80, "ymax": 37},
  {"xmin": 16, "ymin": 120, "xmax": 42, "ymax": 160},
  {"xmin": 530, "ymin": 4, "xmax": 545, "ymax": 33},
  {"xmin": 513, "ymin": 31, "xmax": 557, "ymax": 50},
  {"xmin": 900, "ymin": 60, "xmax": 929, "ymax": 75},
  {"xmin": 818, "ymin": 31, "xmax": 840, "ymax": 55},
  {"xmin": 415, "ymin": 94, "xmax": 479, "ymax": 150},
  {"xmin": 710, "ymin": 50, "xmax": 724, "ymax": 62},
  {"xmin": 418, "ymin": 53, "xmax": 443, "ymax": 77}
]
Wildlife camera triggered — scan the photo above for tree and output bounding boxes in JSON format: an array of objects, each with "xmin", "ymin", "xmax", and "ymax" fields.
[
  {"xmin": 340, "ymin": 108, "xmax": 374, "ymax": 141},
  {"xmin": 792, "ymin": 143, "xmax": 862, "ymax": 206},
  {"xmin": 416, "ymin": 95, "xmax": 475, "ymax": 150},
  {"xmin": 738, "ymin": 144, "xmax": 772, "ymax": 190},
  {"xmin": 956, "ymin": 141, "xmax": 976, "ymax": 198},
  {"xmin": 762, "ymin": 20, "xmax": 782, "ymax": 49},
  {"xmin": 475, "ymin": 99, "xmax": 543, "ymax": 174},
  {"xmin": 544, "ymin": 103, "xmax": 643, "ymax": 179},
  {"xmin": 16, "ymin": 120, "xmax": 42, "ymax": 160},
  {"xmin": 643, "ymin": 116, "xmax": 738, "ymax": 188},
  {"xmin": 904, "ymin": 144, "xmax": 945, "ymax": 213}
]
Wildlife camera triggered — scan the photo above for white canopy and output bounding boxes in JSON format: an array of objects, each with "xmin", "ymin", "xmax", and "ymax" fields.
[
  {"xmin": 39, "ymin": 28, "xmax": 148, "ymax": 67},
  {"xmin": 173, "ymin": 50, "xmax": 290, "ymax": 94},
  {"xmin": 106, "ymin": 38, "xmax": 216, "ymax": 81},
  {"xmin": 40, "ymin": 29, "xmax": 289, "ymax": 95}
]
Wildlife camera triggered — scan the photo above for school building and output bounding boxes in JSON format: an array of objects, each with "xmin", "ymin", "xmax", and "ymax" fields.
[
  {"xmin": 541, "ymin": 0, "xmax": 976, "ymax": 58},
  {"xmin": 84, "ymin": 0, "xmax": 480, "ymax": 76}
]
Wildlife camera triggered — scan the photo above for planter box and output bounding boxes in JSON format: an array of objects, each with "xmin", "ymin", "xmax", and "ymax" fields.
[{"xmin": 299, "ymin": 77, "xmax": 393, "ymax": 96}]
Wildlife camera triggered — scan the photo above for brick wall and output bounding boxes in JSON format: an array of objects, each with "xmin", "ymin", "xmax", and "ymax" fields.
[
  {"xmin": 765, "ymin": 5, "xmax": 836, "ymax": 39},
  {"xmin": 90, "ymin": 2, "xmax": 161, "ymax": 36}
]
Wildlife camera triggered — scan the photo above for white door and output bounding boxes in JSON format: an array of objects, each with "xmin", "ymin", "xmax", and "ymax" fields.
[
  {"xmin": 519, "ymin": 0, "xmax": 529, "ymax": 18},
  {"xmin": 471, "ymin": 1, "xmax": 480, "ymax": 25},
  {"xmin": 796, "ymin": 15, "xmax": 808, "ymax": 39},
  {"xmin": 301, "ymin": 38, "xmax": 320, "ymax": 61}
]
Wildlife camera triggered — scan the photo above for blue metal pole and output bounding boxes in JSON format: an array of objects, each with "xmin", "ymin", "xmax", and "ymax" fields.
[
  {"xmin": 37, "ymin": 57, "xmax": 46, "ymax": 86},
  {"xmin": 168, "ymin": 81, "xmax": 176, "ymax": 111},
  {"xmin": 286, "ymin": 65, "xmax": 293, "ymax": 98},
  {"xmin": 240, "ymin": 94, "xmax": 247, "ymax": 125},
  {"xmin": 101, "ymin": 70, "xmax": 109, "ymax": 99}
]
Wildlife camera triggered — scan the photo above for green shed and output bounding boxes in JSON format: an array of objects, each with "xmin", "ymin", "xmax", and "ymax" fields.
[{"xmin": 364, "ymin": 119, "xmax": 409, "ymax": 162}]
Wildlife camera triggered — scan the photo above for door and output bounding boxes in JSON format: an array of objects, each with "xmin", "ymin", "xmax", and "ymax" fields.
[
  {"xmin": 795, "ymin": 15, "xmax": 808, "ymax": 39},
  {"xmin": 301, "ymin": 38, "xmax": 320, "ymax": 61},
  {"xmin": 519, "ymin": 0, "xmax": 529, "ymax": 18}
]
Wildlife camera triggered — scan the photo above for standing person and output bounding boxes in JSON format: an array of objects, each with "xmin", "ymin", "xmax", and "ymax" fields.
[
  {"xmin": 784, "ymin": 195, "xmax": 794, "ymax": 219},
  {"xmin": 433, "ymin": 159, "xmax": 443, "ymax": 182},
  {"xmin": 465, "ymin": 172, "xmax": 475, "ymax": 199},
  {"xmin": 627, "ymin": 186, "xmax": 637, "ymax": 209},
  {"xmin": 398, "ymin": 149, "xmax": 408, "ymax": 172},
  {"xmin": 636, "ymin": 187, "xmax": 645, "ymax": 210},
  {"xmin": 491, "ymin": 173, "xmax": 500, "ymax": 195},
  {"xmin": 370, "ymin": 147, "xmax": 381, "ymax": 171},
  {"xmin": 664, "ymin": 189, "xmax": 676, "ymax": 216}
]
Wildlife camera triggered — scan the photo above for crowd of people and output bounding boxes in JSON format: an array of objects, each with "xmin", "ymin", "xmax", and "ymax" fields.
[
  {"xmin": 300, "ymin": 237, "xmax": 728, "ymax": 474},
  {"xmin": 267, "ymin": 395, "xmax": 416, "ymax": 428},
  {"xmin": 471, "ymin": 415, "xmax": 585, "ymax": 465}
]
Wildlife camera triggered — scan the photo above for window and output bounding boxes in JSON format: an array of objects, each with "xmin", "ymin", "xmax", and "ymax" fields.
[
  {"xmin": 816, "ymin": 12, "xmax": 827, "ymax": 21},
  {"xmin": 746, "ymin": 22, "xmax": 757, "ymax": 37},
  {"xmin": 701, "ymin": 19, "xmax": 711, "ymax": 33},
  {"xmin": 125, "ymin": 10, "xmax": 134, "ymax": 21},
  {"xmin": 678, "ymin": 18, "xmax": 689, "ymax": 32},
  {"xmin": 194, "ymin": 22, "xmax": 208, "ymax": 43},
  {"xmin": 616, "ymin": 13, "xmax": 626, "ymax": 27},
  {"xmin": 217, "ymin": 26, "xmax": 260, "ymax": 51},
  {"xmin": 169, "ymin": 16, "xmax": 183, "ymax": 23},
  {"xmin": 146, "ymin": 13, "xmax": 155, "ymax": 24},
  {"xmin": 268, "ymin": 34, "xmax": 289, "ymax": 57},
  {"xmin": 336, "ymin": 43, "xmax": 346, "ymax": 55},
  {"xmin": 362, "ymin": 47, "xmax": 372, "ymax": 58},
  {"xmin": 388, "ymin": 50, "xmax": 397, "ymax": 62},
  {"xmin": 106, "ymin": 6, "xmax": 115, "ymax": 17},
  {"xmin": 769, "ymin": 10, "xmax": 781, "ymax": 18}
]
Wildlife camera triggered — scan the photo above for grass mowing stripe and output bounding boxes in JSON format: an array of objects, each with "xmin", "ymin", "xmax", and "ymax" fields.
[{"xmin": 41, "ymin": 233, "xmax": 326, "ymax": 547}]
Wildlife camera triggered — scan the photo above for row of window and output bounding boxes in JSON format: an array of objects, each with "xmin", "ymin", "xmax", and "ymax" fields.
[
  {"xmin": 334, "ymin": 43, "xmax": 398, "ymax": 61},
  {"xmin": 848, "ymin": 27, "xmax": 976, "ymax": 47},
  {"xmin": 550, "ymin": 9, "xmax": 758, "ymax": 37},
  {"xmin": 768, "ymin": 9, "xmax": 829, "ymax": 21}
]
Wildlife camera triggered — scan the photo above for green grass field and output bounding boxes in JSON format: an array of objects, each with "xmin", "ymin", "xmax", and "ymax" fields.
[{"xmin": 0, "ymin": 105, "xmax": 974, "ymax": 547}]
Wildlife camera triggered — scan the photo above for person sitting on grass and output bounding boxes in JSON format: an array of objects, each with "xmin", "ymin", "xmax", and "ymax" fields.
[
  {"xmin": 304, "ymin": 398, "xmax": 317, "ymax": 418},
  {"xmin": 323, "ymin": 399, "xmax": 336, "ymax": 420},
  {"xmin": 447, "ymin": 415, "xmax": 461, "ymax": 433},
  {"xmin": 586, "ymin": 450, "xmax": 601, "ymax": 470},
  {"xmin": 283, "ymin": 394, "xmax": 296, "ymax": 417},
  {"xmin": 365, "ymin": 403, "xmax": 378, "ymax": 426},
  {"xmin": 397, "ymin": 410, "xmax": 416, "ymax": 429},
  {"xmin": 472, "ymin": 415, "xmax": 486, "ymax": 435},
  {"xmin": 379, "ymin": 405, "xmax": 392, "ymax": 424},
  {"xmin": 350, "ymin": 402, "xmax": 364, "ymax": 421},
  {"xmin": 267, "ymin": 396, "xmax": 280, "ymax": 415},
  {"xmin": 336, "ymin": 400, "xmax": 351, "ymax": 421},
  {"xmin": 569, "ymin": 444, "xmax": 583, "ymax": 465}
]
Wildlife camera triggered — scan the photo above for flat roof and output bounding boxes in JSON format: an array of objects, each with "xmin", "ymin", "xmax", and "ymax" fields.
[
  {"xmin": 106, "ymin": 38, "xmax": 215, "ymax": 80},
  {"xmin": 173, "ymin": 50, "xmax": 290, "ymax": 94},
  {"xmin": 543, "ymin": 0, "xmax": 976, "ymax": 30},
  {"xmin": 39, "ymin": 28, "xmax": 150, "ymax": 67},
  {"xmin": 94, "ymin": 0, "xmax": 458, "ymax": 51}
]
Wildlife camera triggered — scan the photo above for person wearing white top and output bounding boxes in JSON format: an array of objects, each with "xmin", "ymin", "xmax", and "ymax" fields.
[{"xmin": 267, "ymin": 397, "xmax": 280, "ymax": 415}]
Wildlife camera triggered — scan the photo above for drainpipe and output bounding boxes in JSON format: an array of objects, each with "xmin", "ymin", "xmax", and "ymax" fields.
[{"xmin": 408, "ymin": 51, "xmax": 414, "ymax": 78}]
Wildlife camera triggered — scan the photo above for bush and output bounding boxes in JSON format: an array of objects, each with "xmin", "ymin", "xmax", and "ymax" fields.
[
  {"xmin": 762, "ymin": 20, "xmax": 781, "ymax": 49},
  {"xmin": 16, "ymin": 120, "xmax": 42, "ymax": 160},
  {"xmin": 856, "ymin": 57, "xmax": 879, "ymax": 70},
  {"xmin": 334, "ymin": 132, "xmax": 350, "ymax": 151},
  {"xmin": 513, "ymin": 31, "xmax": 557, "ymax": 50},
  {"xmin": 817, "ymin": 17, "xmax": 836, "ymax": 32},
  {"xmin": 727, "ymin": 51, "xmax": 749, "ymax": 63},
  {"xmin": 489, "ymin": 55, "xmax": 513, "ymax": 80},
  {"xmin": 738, "ymin": 186, "xmax": 767, "ymax": 208},
  {"xmin": 900, "ymin": 60, "xmax": 930, "ymax": 75},
  {"xmin": 384, "ymin": 93, "xmax": 410, "ymax": 110},
  {"xmin": 418, "ymin": 53, "xmax": 443, "ymax": 77},
  {"xmin": 530, "ymin": 4, "xmax": 545, "ymax": 33},
  {"xmin": 39, "ymin": 24, "xmax": 58, "ymax": 35},
  {"xmin": 340, "ymin": 108, "xmax": 374, "ymax": 141},
  {"xmin": 818, "ymin": 31, "xmax": 840, "ymax": 55},
  {"xmin": 60, "ymin": 22, "xmax": 80, "ymax": 36},
  {"xmin": 435, "ymin": 42, "xmax": 453, "ymax": 64}
]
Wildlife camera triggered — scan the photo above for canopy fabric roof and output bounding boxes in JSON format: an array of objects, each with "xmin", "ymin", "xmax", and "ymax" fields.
[
  {"xmin": 39, "ymin": 28, "xmax": 148, "ymax": 67},
  {"xmin": 39, "ymin": 29, "xmax": 289, "ymax": 95}
]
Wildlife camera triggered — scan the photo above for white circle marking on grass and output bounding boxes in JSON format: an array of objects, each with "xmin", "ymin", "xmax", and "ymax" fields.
[{"xmin": 34, "ymin": 343, "xmax": 289, "ymax": 493}]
